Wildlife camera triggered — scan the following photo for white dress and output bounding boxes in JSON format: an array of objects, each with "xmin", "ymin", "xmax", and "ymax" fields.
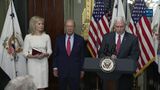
[{"xmin": 23, "ymin": 33, "xmax": 52, "ymax": 88}]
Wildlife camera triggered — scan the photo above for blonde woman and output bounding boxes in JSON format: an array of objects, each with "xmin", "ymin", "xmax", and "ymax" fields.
[{"xmin": 23, "ymin": 16, "xmax": 52, "ymax": 90}]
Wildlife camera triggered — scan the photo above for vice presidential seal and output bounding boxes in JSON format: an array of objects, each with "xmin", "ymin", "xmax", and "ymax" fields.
[{"xmin": 99, "ymin": 57, "xmax": 115, "ymax": 73}]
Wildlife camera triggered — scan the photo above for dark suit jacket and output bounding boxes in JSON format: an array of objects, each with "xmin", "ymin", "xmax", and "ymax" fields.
[
  {"xmin": 99, "ymin": 31, "xmax": 139, "ymax": 61},
  {"xmin": 53, "ymin": 34, "xmax": 85, "ymax": 77}
]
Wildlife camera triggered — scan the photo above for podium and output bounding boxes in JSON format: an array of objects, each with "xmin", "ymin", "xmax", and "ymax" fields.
[{"xmin": 83, "ymin": 57, "xmax": 137, "ymax": 90}]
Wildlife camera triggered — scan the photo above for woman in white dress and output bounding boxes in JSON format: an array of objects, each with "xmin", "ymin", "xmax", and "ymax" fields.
[{"xmin": 23, "ymin": 16, "xmax": 52, "ymax": 90}]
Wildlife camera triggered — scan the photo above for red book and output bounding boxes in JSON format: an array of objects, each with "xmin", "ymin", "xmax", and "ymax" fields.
[{"xmin": 32, "ymin": 48, "xmax": 42, "ymax": 55}]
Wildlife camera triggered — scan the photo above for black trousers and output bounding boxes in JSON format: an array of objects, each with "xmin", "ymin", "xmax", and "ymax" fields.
[
  {"xmin": 58, "ymin": 76, "xmax": 80, "ymax": 90},
  {"xmin": 0, "ymin": 67, "xmax": 10, "ymax": 90}
]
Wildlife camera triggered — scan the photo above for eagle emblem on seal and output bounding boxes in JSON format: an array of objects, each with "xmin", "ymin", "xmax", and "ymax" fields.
[{"xmin": 3, "ymin": 32, "xmax": 23, "ymax": 57}]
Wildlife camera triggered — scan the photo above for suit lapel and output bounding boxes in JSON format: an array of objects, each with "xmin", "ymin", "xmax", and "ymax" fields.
[
  {"xmin": 64, "ymin": 35, "xmax": 68, "ymax": 55},
  {"xmin": 119, "ymin": 32, "xmax": 128, "ymax": 54},
  {"xmin": 112, "ymin": 33, "xmax": 116, "ymax": 45},
  {"xmin": 111, "ymin": 33, "xmax": 116, "ymax": 54},
  {"xmin": 70, "ymin": 34, "xmax": 77, "ymax": 55}
]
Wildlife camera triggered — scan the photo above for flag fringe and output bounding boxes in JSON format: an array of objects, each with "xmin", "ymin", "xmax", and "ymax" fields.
[
  {"xmin": 87, "ymin": 43, "xmax": 96, "ymax": 58},
  {"xmin": 134, "ymin": 57, "xmax": 155, "ymax": 77}
]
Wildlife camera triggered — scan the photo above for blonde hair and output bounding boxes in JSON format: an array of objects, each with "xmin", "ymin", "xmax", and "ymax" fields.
[{"xmin": 29, "ymin": 16, "xmax": 44, "ymax": 34}]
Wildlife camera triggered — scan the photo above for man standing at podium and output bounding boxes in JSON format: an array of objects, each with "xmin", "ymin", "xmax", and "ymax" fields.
[
  {"xmin": 99, "ymin": 16, "xmax": 139, "ymax": 90},
  {"xmin": 53, "ymin": 19, "xmax": 85, "ymax": 90}
]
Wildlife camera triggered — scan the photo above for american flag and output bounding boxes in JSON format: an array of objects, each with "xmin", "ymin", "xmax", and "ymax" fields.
[
  {"xmin": 131, "ymin": 0, "xmax": 146, "ymax": 24},
  {"xmin": 88, "ymin": 0, "xmax": 110, "ymax": 58},
  {"xmin": 130, "ymin": 0, "xmax": 155, "ymax": 76}
]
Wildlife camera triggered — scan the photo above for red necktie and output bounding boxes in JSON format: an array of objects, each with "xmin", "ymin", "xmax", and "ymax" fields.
[
  {"xmin": 67, "ymin": 36, "xmax": 71, "ymax": 56},
  {"xmin": 116, "ymin": 35, "xmax": 121, "ymax": 54}
]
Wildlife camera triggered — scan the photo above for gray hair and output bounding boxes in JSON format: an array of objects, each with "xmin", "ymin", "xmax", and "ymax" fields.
[
  {"xmin": 64, "ymin": 19, "xmax": 76, "ymax": 27},
  {"xmin": 112, "ymin": 16, "xmax": 126, "ymax": 31},
  {"xmin": 114, "ymin": 16, "xmax": 126, "ymax": 26}
]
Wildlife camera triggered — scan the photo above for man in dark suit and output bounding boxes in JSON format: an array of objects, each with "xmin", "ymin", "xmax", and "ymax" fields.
[
  {"xmin": 53, "ymin": 19, "xmax": 85, "ymax": 90},
  {"xmin": 99, "ymin": 16, "xmax": 139, "ymax": 90}
]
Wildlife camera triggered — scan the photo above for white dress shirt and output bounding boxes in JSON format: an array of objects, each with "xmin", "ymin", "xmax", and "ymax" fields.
[{"xmin": 115, "ymin": 32, "xmax": 125, "ymax": 44}]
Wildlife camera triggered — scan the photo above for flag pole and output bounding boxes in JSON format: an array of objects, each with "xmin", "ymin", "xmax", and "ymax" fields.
[{"xmin": 10, "ymin": 0, "xmax": 18, "ymax": 77}]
